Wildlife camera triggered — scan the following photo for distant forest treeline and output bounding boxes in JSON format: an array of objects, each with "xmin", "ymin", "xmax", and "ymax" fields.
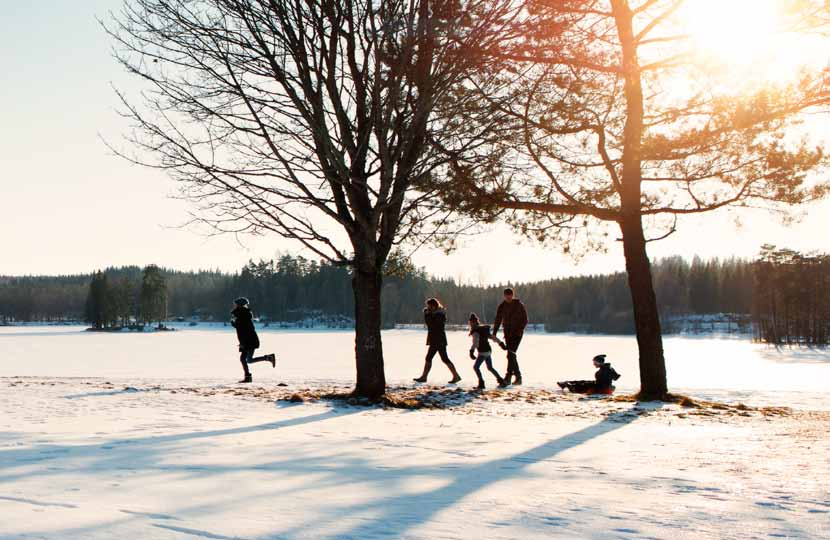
[
  {"xmin": 753, "ymin": 246, "xmax": 830, "ymax": 345},
  {"xmin": 0, "ymin": 254, "xmax": 753, "ymax": 334}
]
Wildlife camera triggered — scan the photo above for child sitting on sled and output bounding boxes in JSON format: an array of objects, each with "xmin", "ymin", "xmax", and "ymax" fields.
[{"xmin": 557, "ymin": 354, "xmax": 621, "ymax": 395}]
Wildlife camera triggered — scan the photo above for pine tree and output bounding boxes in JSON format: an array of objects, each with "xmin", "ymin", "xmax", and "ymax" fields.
[{"xmin": 140, "ymin": 265, "xmax": 168, "ymax": 325}]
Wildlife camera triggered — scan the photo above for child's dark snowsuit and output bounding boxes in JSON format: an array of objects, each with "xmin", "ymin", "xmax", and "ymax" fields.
[
  {"xmin": 470, "ymin": 324, "xmax": 503, "ymax": 389},
  {"xmin": 560, "ymin": 364, "xmax": 620, "ymax": 394}
]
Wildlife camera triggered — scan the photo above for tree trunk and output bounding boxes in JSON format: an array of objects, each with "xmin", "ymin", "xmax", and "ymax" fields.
[
  {"xmin": 351, "ymin": 268, "xmax": 386, "ymax": 399},
  {"xmin": 620, "ymin": 214, "xmax": 668, "ymax": 399}
]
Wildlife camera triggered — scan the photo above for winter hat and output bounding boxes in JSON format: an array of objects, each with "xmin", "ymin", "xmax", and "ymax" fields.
[
  {"xmin": 468, "ymin": 312, "xmax": 479, "ymax": 323},
  {"xmin": 592, "ymin": 354, "xmax": 607, "ymax": 364},
  {"xmin": 234, "ymin": 297, "xmax": 250, "ymax": 307}
]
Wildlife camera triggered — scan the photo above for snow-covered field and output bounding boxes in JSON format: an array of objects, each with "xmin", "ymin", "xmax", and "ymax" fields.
[{"xmin": 1, "ymin": 327, "xmax": 829, "ymax": 539}]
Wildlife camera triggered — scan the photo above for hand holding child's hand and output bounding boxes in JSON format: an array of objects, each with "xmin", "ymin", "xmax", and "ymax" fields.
[{"xmin": 469, "ymin": 349, "xmax": 476, "ymax": 360}]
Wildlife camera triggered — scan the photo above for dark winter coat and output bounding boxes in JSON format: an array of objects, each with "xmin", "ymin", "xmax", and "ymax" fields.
[
  {"xmin": 595, "ymin": 363, "xmax": 621, "ymax": 390},
  {"xmin": 470, "ymin": 324, "xmax": 493, "ymax": 354},
  {"xmin": 424, "ymin": 308, "xmax": 448, "ymax": 347},
  {"xmin": 493, "ymin": 299, "xmax": 529, "ymax": 338},
  {"xmin": 231, "ymin": 306, "xmax": 260, "ymax": 350}
]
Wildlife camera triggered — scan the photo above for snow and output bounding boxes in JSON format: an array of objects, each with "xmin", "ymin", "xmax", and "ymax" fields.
[{"xmin": 1, "ymin": 328, "xmax": 829, "ymax": 539}]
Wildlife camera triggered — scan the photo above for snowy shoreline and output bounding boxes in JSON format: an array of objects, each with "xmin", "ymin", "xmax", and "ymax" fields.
[{"xmin": 4, "ymin": 376, "xmax": 829, "ymax": 417}]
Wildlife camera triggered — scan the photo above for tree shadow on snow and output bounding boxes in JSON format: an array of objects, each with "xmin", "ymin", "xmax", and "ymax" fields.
[
  {"xmin": 0, "ymin": 406, "xmax": 359, "ymax": 485},
  {"xmin": 277, "ymin": 407, "xmax": 647, "ymax": 540},
  {"xmin": 3, "ymin": 401, "xmax": 815, "ymax": 540},
  {"xmin": 758, "ymin": 344, "xmax": 830, "ymax": 364},
  {"xmin": 1, "ymin": 406, "xmax": 643, "ymax": 540}
]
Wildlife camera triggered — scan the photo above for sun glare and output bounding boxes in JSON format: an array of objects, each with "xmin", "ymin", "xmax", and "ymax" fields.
[
  {"xmin": 679, "ymin": 0, "xmax": 827, "ymax": 88},
  {"xmin": 684, "ymin": 0, "xmax": 778, "ymax": 64}
]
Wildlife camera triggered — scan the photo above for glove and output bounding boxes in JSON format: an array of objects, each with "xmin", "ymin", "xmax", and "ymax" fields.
[
  {"xmin": 469, "ymin": 349, "xmax": 476, "ymax": 360},
  {"xmin": 497, "ymin": 339, "xmax": 507, "ymax": 351}
]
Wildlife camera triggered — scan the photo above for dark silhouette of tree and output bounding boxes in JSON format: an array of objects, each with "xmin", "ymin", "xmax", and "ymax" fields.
[
  {"xmin": 85, "ymin": 272, "xmax": 111, "ymax": 329},
  {"xmin": 429, "ymin": 0, "xmax": 830, "ymax": 398},
  {"xmin": 140, "ymin": 265, "xmax": 168, "ymax": 325},
  {"xmin": 753, "ymin": 246, "xmax": 830, "ymax": 345},
  {"xmin": 106, "ymin": 0, "xmax": 515, "ymax": 399}
]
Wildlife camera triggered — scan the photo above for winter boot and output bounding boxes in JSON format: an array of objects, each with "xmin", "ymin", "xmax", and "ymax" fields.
[
  {"xmin": 238, "ymin": 374, "xmax": 252, "ymax": 384},
  {"xmin": 476, "ymin": 381, "xmax": 485, "ymax": 390},
  {"xmin": 513, "ymin": 376, "xmax": 523, "ymax": 386},
  {"xmin": 499, "ymin": 374, "xmax": 511, "ymax": 388},
  {"xmin": 266, "ymin": 353, "xmax": 276, "ymax": 368},
  {"xmin": 448, "ymin": 367, "xmax": 462, "ymax": 385},
  {"xmin": 557, "ymin": 381, "xmax": 567, "ymax": 390},
  {"xmin": 413, "ymin": 376, "xmax": 428, "ymax": 383}
]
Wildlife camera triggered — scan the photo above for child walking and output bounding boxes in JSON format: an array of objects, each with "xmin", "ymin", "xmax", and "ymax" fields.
[{"xmin": 468, "ymin": 313, "xmax": 506, "ymax": 390}]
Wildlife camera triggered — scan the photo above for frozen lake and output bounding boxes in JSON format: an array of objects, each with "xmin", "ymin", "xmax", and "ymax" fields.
[{"xmin": 2, "ymin": 325, "xmax": 828, "ymax": 409}]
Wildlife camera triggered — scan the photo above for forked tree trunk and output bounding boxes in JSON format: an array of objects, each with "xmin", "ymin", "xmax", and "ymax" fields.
[
  {"xmin": 351, "ymin": 267, "xmax": 386, "ymax": 399},
  {"xmin": 620, "ymin": 214, "xmax": 668, "ymax": 399}
]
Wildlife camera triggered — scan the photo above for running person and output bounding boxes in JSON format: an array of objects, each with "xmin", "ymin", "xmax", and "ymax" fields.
[
  {"xmin": 231, "ymin": 297, "xmax": 275, "ymax": 383},
  {"xmin": 414, "ymin": 298, "xmax": 461, "ymax": 384}
]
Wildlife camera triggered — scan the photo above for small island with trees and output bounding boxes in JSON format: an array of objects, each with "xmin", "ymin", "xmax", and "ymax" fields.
[{"xmin": 84, "ymin": 265, "xmax": 172, "ymax": 332}]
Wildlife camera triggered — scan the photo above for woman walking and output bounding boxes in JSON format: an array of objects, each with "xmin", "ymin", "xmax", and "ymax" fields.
[{"xmin": 414, "ymin": 298, "xmax": 461, "ymax": 384}]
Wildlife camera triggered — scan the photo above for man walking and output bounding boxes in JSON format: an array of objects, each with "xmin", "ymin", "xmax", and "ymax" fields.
[{"xmin": 493, "ymin": 288, "xmax": 528, "ymax": 386}]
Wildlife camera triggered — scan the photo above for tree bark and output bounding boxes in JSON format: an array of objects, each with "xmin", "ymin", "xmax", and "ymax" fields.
[
  {"xmin": 613, "ymin": 0, "xmax": 667, "ymax": 398},
  {"xmin": 620, "ymin": 214, "xmax": 668, "ymax": 399},
  {"xmin": 351, "ymin": 267, "xmax": 386, "ymax": 399}
]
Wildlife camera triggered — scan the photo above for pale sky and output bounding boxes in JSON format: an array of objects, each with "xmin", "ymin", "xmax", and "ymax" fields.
[{"xmin": 1, "ymin": 1, "xmax": 828, "ymax": 284}]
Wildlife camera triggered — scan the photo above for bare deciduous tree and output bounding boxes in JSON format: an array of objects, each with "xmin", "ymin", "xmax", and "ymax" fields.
[{"xmin": 106, "ymin": 0, "xmax": 514, "ymax": 398}]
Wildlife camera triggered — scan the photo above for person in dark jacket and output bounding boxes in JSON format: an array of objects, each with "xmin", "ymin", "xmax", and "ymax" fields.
[
  {"xmin": 231, "ymin": 297, "xmax": 275, "ymax": 383},
  {"xmin": 414, "ymin": 298, "xmax": 461, "ymax": 384},
  {"xmin": 468, "ymin": 313, "xmax": 505, "ymax": 390},
  {"xmin": 557, "ymin": 355, "xmax": 621, "ymax": 395},
  {"xmin": 492, "ymin": 288, "xmax": 528, "ymax": 386}
]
